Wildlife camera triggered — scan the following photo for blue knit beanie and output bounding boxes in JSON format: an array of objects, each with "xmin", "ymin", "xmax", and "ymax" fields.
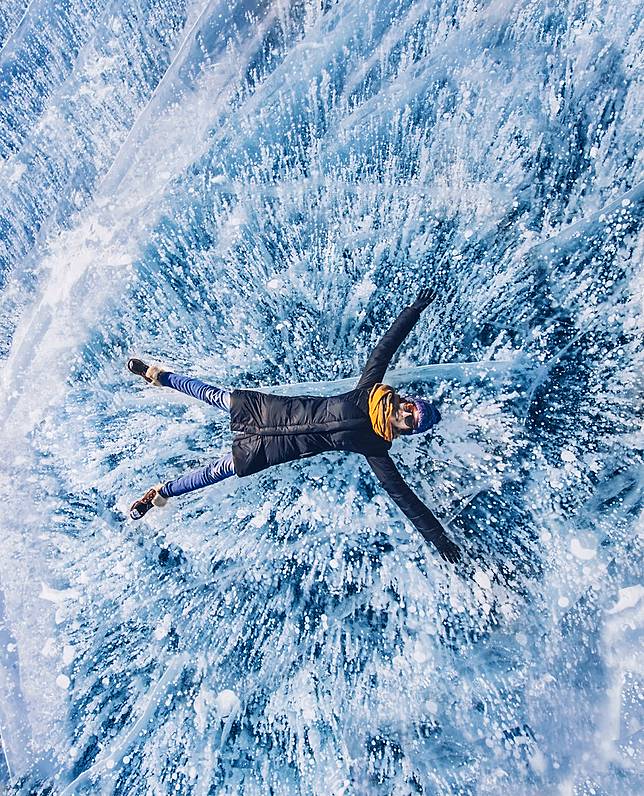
[{"xmin": 409, "ymin": 398, "xmax": 441, "ymax": 434}]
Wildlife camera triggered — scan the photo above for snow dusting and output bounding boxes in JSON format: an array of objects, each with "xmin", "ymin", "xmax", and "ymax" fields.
[{"xmin": 0, "ymin": 0, "xmax": 642, "ymax": 794}]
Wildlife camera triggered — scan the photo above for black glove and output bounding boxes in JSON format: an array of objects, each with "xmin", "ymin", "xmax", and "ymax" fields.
[
  {"xmin": 434, "ymin": 534, "xmax": 462, "ymax": 564},
  {"xmin": 410, "ymin": 288, "xmax": 437, "ymax": 312}
]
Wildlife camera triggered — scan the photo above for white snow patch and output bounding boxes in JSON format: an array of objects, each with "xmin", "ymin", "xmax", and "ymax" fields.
[
  {"xmin": 250, "ymin": 503, "xmax": 271, "ymax": 528},
  {"xmin": 412, "ymin": 642, "xmax": 428, "ymax": 663},
  {"xmin": 606, "ymin": 585, "xmax": 643, "ymax": 614},
  {"xmin": 548, "ymin": 470, "xmax": 563, "ymax": 488},
  {"xmin": 153, "ymin": 613, "xmax": 172, "ymax": 640},
  {"xmin": 39, "ymin": 582, "xmax": 79, "ymax": 603},
  {"xmin": 570, "ymin": 537, "xmax": 597, "ymax": 560},
  {"xmin": 473, "ymin": 569, "xmax": 492, "ymax": 590},
  {"xmin": 56, "ymin": 674, "xmax": 70, "ymax": 690},
  {"xmin": 528, "ymin": 746, "xmax": 548, "ymax": 774},
  {"xmin": 214, "ymin": 689, "xmax": 240, "ymax": 720},
  {"xmin": 7, "ymin": 161, "xmax": 27, "ymax": 184}
]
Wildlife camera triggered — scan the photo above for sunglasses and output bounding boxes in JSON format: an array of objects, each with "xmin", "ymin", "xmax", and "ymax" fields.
[{"xmin": 395, "ymin": 398, "xmax": 417, "ymax": 431}]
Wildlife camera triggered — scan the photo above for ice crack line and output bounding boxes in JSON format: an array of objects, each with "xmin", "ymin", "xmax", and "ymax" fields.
[
  {"xmin": 59, "ymin": 654, "xmax": 187, "ymax": 795},
  {"xmin": 522, "ymin": 179, "xmax": 644, "ymax": 264},
  {"xmin": 262, "ymin": 360, "xmax": 518, "ymax": 396},
  {"xmin": 0, "ymin": 0, "xmax": 38, "ymax": 61},
  {"xmin": 99, "ymin": 0, "xmax": 230, "ymax": 195}
]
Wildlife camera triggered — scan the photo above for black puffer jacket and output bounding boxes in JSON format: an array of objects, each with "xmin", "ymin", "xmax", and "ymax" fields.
[{"xmin": 230, "ymin": 304, "xmax": 446, "ymax": 547}]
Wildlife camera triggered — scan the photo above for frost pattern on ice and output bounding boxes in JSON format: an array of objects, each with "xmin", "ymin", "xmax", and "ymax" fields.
[{"xmin": 0, "ymin": 0, "xmax": 642, "ymax": 794}]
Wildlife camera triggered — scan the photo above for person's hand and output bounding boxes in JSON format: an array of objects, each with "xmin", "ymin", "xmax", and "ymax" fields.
[
  {"xmin": 434, "ymin": 534, "xmax": 462, "ymax": 564},
  {"xmin": 411, "ymin": 288, "xmax": 437, "ymax": 312}
]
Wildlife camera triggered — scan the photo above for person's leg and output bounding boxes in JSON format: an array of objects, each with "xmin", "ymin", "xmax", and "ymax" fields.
[
  {"xmin": 157, "ymin": 372, "xmax": 231, "ymax": 412},
  {"xmin": 159, "ymin": 451, "xmax": 236, "ymax": 499}
]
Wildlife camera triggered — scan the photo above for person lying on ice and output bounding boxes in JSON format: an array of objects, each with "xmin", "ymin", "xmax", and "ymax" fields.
[{"xmin": 128, "ymin": 289, "xmax": 461, "ymax": 564}]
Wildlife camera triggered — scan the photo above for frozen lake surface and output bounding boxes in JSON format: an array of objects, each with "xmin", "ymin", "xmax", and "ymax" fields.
[{"xmin": 0, "ymin": 0, "xmax": 642, "ymax": 793}]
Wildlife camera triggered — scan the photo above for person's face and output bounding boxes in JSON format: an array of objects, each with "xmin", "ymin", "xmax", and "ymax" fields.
[{"xmin": 390, "ymin": 393, "xmax": 418, "ymax": 435}]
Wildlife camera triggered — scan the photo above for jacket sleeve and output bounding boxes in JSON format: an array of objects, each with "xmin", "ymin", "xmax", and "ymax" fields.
[
  {"xmin": 366, "ymin": 454, "xmax": 446, "ymax": 547},
  {"xmin": 355, "ymin": 305, "xmax": 422, "ymax": 390}
]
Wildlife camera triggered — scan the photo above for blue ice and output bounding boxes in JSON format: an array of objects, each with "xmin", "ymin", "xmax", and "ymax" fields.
[{"xmin": 0, "ymin": 0, "xmax": 642, "ymax": 794}]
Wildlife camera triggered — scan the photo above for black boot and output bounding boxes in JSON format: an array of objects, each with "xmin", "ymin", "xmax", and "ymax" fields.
[
  {"xmin": 130, "ymin": 484, "xmax": 168, "ymax": 520},
  {"xmin": 127, "ymin": 358, "xmax": 166, "ymax": 386},
  {"xmin": 128, "ymin": 358, "xmax": 151, "ymax": 382}
]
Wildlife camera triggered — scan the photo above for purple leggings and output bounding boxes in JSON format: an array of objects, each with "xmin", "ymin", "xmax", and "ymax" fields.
[{"xmin": 156, "ymin": 373, "xmax": 236, "ymax": 499}]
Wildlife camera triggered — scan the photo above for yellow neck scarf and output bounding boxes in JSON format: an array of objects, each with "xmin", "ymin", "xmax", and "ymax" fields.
[{"xmin": 369, "ymin": 383, "xmax": 396, "ymax": 442}]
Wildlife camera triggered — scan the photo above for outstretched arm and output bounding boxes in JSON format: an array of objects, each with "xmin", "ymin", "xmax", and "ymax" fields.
[
  {"xmin": 355, "ymin": 289, "xmax": 436, "ymax": 390},
  {"xmin": 366, "ymin": 454, "xmax": 461, "ymax": 563}
]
